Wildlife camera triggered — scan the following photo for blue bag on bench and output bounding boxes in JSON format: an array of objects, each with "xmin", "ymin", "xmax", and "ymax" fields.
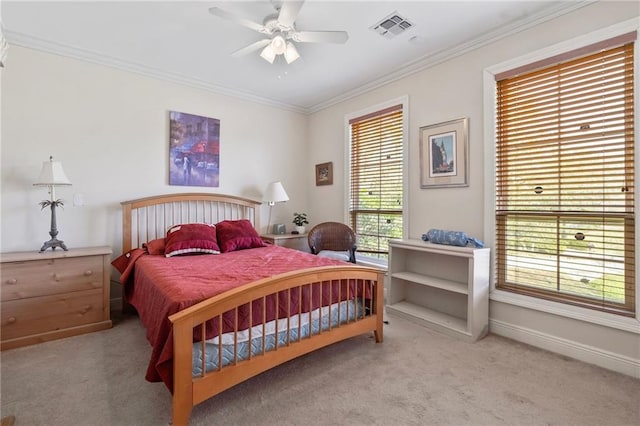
[{"xmin": 421, "ymin": 229, "xmax": 484, "ymax": 248}]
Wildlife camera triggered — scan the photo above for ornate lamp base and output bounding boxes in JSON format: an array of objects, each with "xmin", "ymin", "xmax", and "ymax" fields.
[
  {"xmin": 39, "ymin": 201, "xmax": 69, "ymax": 252},
  {"xmin": 40, "ymin": 237, "xmax": 68, "ymax": 252}
]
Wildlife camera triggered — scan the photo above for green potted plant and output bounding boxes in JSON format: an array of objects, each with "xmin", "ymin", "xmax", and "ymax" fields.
[{"xmin": 292, "ymin": 212, "xmax": 309, "ymax": 234}]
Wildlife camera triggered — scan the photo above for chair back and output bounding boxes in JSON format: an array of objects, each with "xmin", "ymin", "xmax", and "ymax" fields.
[{"xmin": 307, "ymin": 222, "xmax": 357, "ymax": 263}]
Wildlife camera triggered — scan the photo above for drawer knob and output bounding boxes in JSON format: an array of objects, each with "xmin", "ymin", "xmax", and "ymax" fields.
[
  {"xmin": 7, "ymin": 317, "xmax": 16, "ymax": 324},
  {"xmin": 5, "ymin": 278, "xmax": 17, "ymax": 285},
  {"xmin": 84, "ymin": 270, "xmax": 93, "ymax": 276}
]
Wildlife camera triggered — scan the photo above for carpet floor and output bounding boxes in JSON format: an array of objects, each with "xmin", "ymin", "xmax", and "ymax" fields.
[{"xmin": 1, "ymin": 311, "xmax": 638, "ymax": 425}]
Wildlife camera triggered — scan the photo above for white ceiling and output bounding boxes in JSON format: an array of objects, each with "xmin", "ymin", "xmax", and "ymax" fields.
[{"xmin": 2, "ymin": 1, "xmax": 591, "ymax": 113}]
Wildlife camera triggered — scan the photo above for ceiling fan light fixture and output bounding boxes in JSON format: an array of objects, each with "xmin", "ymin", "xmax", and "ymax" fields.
[
  {"xmin": 260, "ymin": 44, "xmax": 276, "ymax": 64},
  {"xmin": 271, "ymin": 35, "xmax": 286, "ymax": 55},
  {"xmin": 210, "ymin": 1, "xmax": 348, "ymax": 65},
  {"xmin": 284, "ymin": 42, "xmax": 300, "ymax": 64}
]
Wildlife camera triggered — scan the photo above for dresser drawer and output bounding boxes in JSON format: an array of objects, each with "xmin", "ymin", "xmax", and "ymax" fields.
[
  {"xmin": 1, "ymin": 256, "xmax": 104, "ymax": 302},
  {"xmin": 1, "ymin": 288, "xmax": 104, "ymax": 340}
]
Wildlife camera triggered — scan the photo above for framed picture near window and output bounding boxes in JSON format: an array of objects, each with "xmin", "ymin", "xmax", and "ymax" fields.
[
  {"xmin": 315, "ymin": 162, "xmax": 333, "ymax": 186},
  {"xmin": 419, "ymin": 117, "xmax": 469, "ymax": 188}
]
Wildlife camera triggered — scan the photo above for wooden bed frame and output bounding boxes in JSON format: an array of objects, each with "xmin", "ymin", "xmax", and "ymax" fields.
[{"xmin": 120, "ymin": 193, "xmax": 385, "ymax": 426}]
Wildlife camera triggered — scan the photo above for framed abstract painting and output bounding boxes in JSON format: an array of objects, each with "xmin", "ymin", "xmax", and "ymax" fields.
[{"xmin": 169, "ymin": 111, "xmax": 220, "ymax": 187}]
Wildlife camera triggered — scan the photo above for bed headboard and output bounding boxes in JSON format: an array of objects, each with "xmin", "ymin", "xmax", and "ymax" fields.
[{"xmin": 121, "ymin": 193, "xmax": 261, "ymax": 253}]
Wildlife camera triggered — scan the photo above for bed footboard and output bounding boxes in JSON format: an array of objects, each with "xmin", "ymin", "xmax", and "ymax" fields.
[{"xmin": 168, "ymin": 265, "xmax": 384, "ymax": 426}]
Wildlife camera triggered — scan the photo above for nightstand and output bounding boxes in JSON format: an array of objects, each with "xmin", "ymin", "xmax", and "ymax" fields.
[
  {"xmin": 0, "ymin": 246, "xmax": 112, "ymax": 350},
  {"xmin": 261, "ymin": 233, "xmax": 310, "ymax": 253}
]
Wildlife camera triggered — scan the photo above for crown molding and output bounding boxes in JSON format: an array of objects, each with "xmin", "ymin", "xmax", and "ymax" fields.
[
  {"xmin": 307, "ymin": 0, "xmax": 596, "ymax": 114},
  {"xmin": 4, "ymin": 30, "xmax": 308, "ymax": 114},
  {"xmin": 5, "ymin": 1, "xmax": 595, "ymax": 115}
]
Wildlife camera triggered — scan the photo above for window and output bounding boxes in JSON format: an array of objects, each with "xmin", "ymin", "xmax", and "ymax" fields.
[
  {"xmin": 495, "ymin": 33, "xmax": 636, "ymax": 316},
  {"xmin": 349, "ymin": 104, "xmax": 404, "ymax": 258}
]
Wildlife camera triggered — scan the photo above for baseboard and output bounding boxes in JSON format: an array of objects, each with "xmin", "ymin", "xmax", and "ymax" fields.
[
  {"xmin": 110, "ymin": 297, "xmax": 122, "ymax": 313},
  {"xmin": 490, "ymin": 319, "xmax": 640, "ymax": 378}
]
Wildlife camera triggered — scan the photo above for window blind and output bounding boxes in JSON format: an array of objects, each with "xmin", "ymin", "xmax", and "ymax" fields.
[
  {"xmin": 349, "ymin": 105, "xmax": 403, "ymax": 257},
  {"xmin": 495, "ymin": 39, "xmax": 635, "ymax": 316}
]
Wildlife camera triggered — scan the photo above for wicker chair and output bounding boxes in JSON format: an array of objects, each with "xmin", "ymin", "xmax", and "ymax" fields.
[{"xmin": 307, "ymin": 222, "xmax": 357, "ymax": 263}]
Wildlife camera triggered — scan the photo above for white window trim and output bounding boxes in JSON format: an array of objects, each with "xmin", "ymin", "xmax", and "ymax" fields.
[
  {"xmin": 344, "ymin": 95, "xmax": 410, "ymax": 266},
  {"xmin": 483, "ymin": 18, "xmax": 640, "ymax": 334},
  {"xmin": 355, "ymin": 253, "xmax": 388, "ymax": 271}
]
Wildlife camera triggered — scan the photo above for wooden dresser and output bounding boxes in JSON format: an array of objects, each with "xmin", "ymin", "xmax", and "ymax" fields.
[{"xmin": 0, "ymin": 246, "xmax": 112, "ymax": 350}]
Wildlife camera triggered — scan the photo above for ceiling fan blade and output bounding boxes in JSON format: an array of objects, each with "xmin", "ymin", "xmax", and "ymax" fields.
[
  {"xmin": 209, "ymin": 7, "xmax": 268, "ymax": 34},
  {"xmin": 231, "ymin": 39, "xmax": 272, "ymax": 57},
  {"xmin": 277, "ymin": 1, "xmax": 305, "ymax": 28},
  {"xmin": 293, "ymin": 31, "xmax": 349, "ymax": 44}
]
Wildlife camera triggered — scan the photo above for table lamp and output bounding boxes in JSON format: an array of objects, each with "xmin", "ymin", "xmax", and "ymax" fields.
[
  {"xmin": 33, "ymin": 156, "xmax": 72, "ymax": 252},
  {"xmin": 263, "ymin": 181, "xmax": 289, "ymax": 234}
]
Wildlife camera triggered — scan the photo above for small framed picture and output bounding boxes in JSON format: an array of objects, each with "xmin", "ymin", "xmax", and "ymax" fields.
[
  {"xmin": 315, "ymin": 162, "xmax": 333, "ymax": 186},
  {"xmin": 419, "ymin": 117, "xmax": 469, "ymax": 188}
]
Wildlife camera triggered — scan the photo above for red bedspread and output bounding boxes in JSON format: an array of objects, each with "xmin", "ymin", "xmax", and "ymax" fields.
[{"xmin": 126, "ymin": 245, "xmax": 351, "ymax": 390}]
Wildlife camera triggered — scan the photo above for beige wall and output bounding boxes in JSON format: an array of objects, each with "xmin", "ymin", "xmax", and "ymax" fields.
[
  {"xmin": 1, "ymin": 46, "xmax": 309, "ymax": 255},
  {"xmin": 307, "ymin": 1, "xmax": 640, "ymax": 376},
  {"xmin": 307, "ymin": 1, "xmax": 639, "ymax": 239}
]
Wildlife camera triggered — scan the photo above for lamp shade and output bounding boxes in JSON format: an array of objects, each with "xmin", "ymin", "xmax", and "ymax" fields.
[
  {"xmin": 284, "ymin": 42, "xmax": 300, "ymax": 64},
  {"xmin": 260, "ymin": 45, "xmax": 276, "ymax": 64},
  {"xmin": 33, "ymin": 156, "xmax": 72, "ymax": 186},
  {"xmin": 263, "ymin": 181, "xmax": 289, "ymax": 204},
  {"xmin": 271, "ymin": 35, "xmax": 286, "ymax": 55}
]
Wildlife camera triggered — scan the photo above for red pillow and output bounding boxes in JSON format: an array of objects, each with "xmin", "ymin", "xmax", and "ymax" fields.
[
  {"xmin": 215, "ymin": 219, "xmax": 265, "ymax": 253},
  {"xmin": 143, "ymin": 238, "xmax": 166, "ymax": 255},
  {"xmin": 164, "ymin": 223, "xmax": 220, "ymax": 257}
]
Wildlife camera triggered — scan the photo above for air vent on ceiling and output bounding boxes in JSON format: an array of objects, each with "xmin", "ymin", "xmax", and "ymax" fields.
[{"xmin": 370, "ymin": 11, "xmax": 414, "ymax": 39}]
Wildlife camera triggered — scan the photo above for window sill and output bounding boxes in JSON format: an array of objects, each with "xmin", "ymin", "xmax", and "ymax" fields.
[
  {"xmin": 355, "ymin": 254, "xmax": 388, "ymax": 271},
  {"xmin": 490, "ymin": 289, "xmax": 640, "ymax": 334}
]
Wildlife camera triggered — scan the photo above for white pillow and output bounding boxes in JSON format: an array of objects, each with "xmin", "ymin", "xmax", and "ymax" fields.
[{"xmin": 317, "ymin": 250, "xmax": 351, "ymax": 262}]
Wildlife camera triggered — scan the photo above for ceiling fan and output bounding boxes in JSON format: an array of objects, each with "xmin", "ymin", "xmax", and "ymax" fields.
[{"xmin": 209, "ymin": 0, "xmax": 349, "ymax": 64}]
